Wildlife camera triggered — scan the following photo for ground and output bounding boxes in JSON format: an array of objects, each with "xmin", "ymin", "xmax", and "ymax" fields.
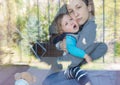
[{"xmin": 0, "ymin": 63, "xmax": 120, "ymax": 85}]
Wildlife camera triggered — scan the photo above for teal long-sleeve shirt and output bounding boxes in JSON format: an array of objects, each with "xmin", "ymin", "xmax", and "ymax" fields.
[{"xmin": 66, "ymin": 35, "xmax": 86, "ymax": 58}]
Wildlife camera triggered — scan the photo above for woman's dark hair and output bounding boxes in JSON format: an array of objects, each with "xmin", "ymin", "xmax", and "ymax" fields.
[
  {"xmin": 66, "ymin": 0, "xmax": 95, "ymax": 16},
  {"xmin": 83, "ymin": 0, "xmax": 95, "ymax": 16},
  {"xmin": 82, "ymin": 0, "xmax": 89, "ymax": 6}
]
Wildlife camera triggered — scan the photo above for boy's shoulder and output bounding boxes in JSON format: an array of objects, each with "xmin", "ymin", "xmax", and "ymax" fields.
[
  {"xmin": 53, "ymin": 33, "xmax": 66, "ymax": 44},
  {"xmin": 66, "ymin": 33, "xmax": 78, "ymax": 40}
]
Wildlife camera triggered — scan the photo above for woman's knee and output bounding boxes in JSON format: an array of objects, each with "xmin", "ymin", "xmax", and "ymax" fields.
[
  {"xmin": 99, "ymin": 42, "xmax": 108, "ymax": 53},
  {"xmin": 90, "ymin": 42, "xmax": 108, "ymax": 60}
]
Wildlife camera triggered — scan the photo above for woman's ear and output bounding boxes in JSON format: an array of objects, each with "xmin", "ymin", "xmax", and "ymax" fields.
[{"xmin": 88, "ymin": 4, "xmax": 92, "ymax": 12}]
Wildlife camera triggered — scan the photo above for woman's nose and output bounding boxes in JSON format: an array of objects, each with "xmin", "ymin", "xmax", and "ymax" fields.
[{"xmin": 74, "ymin": 11, "xmax": 79, "ymax": 17}]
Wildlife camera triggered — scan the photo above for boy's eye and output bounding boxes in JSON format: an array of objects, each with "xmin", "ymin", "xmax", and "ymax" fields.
[
  {"xmin": 65, "ymin": 22, "xmax": 68, "ymax": 26},
  {"xmin": 70, "ymin": 18, "xmax": 73, "ymax": 20}
]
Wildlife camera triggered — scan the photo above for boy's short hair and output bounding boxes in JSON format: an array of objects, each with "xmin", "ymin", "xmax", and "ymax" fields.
[{"xmin": 54, "ymin": 13, "xmax": 68, "ymax": 34}]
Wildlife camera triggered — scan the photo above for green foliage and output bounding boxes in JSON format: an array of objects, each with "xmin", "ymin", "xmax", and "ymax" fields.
[
  {"xmin": 14, "ymin": 0, "xmax": 120, "ymax": 58},
  {"xmin": 115, "ymin": 42, "xmax": 120, "ymax": 57},
  {"xmin": 15, "ymin": 0, "xmax": 24, "ymax": 8},
  {"xmin": 26, "ymin": 15, "xmax": 39, "ymax": 43},
  {"xmin": 16, "ymin": 16, "xmax": 27, "ymax": 31}
]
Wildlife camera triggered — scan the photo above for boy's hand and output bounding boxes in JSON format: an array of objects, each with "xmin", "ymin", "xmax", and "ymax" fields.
[{"xmin": 84, "ymin": 54, "xmax": 92, "ymax": 63}]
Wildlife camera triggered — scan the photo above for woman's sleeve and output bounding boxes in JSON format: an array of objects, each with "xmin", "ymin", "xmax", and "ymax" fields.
[
  {"xmin": 77, "ymin": 21, "xmax": 96, "ymax": 50},
  {"xmin": 66, "ymin": 36, "xmax": 86, "ymax": 58}
]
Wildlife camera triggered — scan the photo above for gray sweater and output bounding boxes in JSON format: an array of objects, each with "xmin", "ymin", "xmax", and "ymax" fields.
[{"xmin": 76, "ymin": 17, "xmax": 96, "ymax": 50}]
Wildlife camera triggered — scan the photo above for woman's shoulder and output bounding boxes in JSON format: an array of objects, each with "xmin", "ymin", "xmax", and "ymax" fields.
[{"xmin": 83, "ymin": 17, "xmax": 96, "ymax": 29}]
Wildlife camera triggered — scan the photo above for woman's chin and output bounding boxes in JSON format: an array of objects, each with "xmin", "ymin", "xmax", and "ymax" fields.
[{"xmin": 78, "ymin": 22, "xmax": 85, "ymax": 26}]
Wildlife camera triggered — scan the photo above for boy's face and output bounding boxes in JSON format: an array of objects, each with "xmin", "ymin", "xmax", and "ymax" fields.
[
  {"xmin": 67, "ymin": 0, "xmax": 91, "ymax": 26},
  {"xmin": 61, "ymin": 14, "xmax": 79, "ymax": 33}
]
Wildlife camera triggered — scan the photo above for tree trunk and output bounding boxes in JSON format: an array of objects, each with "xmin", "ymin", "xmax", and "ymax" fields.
[{"xmin": 6, "ymin": 0, "xmax": 11, "ymax": 47}]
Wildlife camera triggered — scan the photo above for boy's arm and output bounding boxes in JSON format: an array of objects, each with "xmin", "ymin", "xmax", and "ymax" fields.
[
  {"xmin": 66, "ymin": 36, "xmax": 92, "ymax": 63},
  {"xmin": 66, "ymin": 36, "xmax": 85, "ymax": 58}
]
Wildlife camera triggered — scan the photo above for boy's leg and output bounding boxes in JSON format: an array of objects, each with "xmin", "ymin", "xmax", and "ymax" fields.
[
  {"xmin": 73, "ymin": 66, "xmax": 91, "ymax": 85},
  {"xmin": 58, "ymin": 53, "xmax": 83, "ymax": 68},
  {"xmin": 67, "ymin": 54, "xmax": 83, "ymax": 68},
  {"xmin": 79, "ymin": 42, "xmax": 108, "ymax": 66},
  {"xmin": 64, "ymin": 66, "xmax": 92, "ymax": 85},
  {"xmin": 57, "ymin": 54, "xmax": 83, "ymax": 75},
  {"xmin": 64, "ymin": 67, "xmax": 75, "ymax": 79}
]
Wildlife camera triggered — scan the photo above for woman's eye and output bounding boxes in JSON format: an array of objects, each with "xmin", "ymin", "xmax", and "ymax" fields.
[
  {"xmin": 68, "ymin": 10, "xmax": 73, "ymax": 14},
  {"xmin": 77, "ymin": 6, "xmax": 82, "ymax": 9}
]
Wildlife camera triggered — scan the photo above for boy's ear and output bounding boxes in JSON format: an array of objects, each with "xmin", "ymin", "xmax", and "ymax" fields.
[{"xmin": 60, "ymin": 30, "xmax": 63, "ymax": 34}]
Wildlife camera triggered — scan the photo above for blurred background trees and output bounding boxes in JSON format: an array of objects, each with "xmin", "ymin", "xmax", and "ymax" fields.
[{"xmin": 0, "ymin": 0, "xmax": 120, "ymax": 64}]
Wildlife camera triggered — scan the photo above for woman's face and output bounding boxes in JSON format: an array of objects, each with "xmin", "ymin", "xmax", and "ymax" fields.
[{"xmin": 67, "ymin": 0, "xmax": 91, "ymax": 26}]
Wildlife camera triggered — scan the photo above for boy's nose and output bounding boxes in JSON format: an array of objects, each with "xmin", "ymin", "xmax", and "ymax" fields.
[{"xmin": 70, "ymin": 22, "xmax": 74, "ymax": 25}]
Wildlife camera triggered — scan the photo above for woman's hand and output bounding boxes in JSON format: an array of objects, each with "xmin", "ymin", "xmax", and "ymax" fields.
[{"xmin": 84, "ymin": 54, "xmax": 92, "ymax": 63}]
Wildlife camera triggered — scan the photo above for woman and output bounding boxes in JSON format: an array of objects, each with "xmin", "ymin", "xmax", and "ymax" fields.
[
  {"xmin": 43, "ymin": 0, "xmax": 107, "ymax": 85},
  {"xmin": 54, "ymin": 0, "xmax": 107, "ymax": 68}
]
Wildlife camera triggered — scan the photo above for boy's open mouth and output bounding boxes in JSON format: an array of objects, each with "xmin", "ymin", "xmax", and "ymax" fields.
[{"xmin": 73, "ymin": 24, "xmax": 77, "ymax": 29}]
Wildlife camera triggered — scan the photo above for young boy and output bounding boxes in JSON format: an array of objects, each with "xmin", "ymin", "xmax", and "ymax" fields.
[{"xmin": 55, "ymin": 13, "xmax": 91, "ymax": 85}]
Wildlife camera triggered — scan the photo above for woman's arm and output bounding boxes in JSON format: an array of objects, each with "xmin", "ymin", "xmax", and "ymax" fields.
[{"xmin": 77, "ymin": 20, "xmax": 96, "ymax": 50}]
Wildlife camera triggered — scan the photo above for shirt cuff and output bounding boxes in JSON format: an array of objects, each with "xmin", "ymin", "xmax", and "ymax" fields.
[{"xmin": 55, "ymin": 41, "xmax": 62, "ymax": 50}]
